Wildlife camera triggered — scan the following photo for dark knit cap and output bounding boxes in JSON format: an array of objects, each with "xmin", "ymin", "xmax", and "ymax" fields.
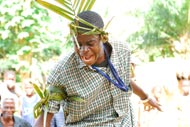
[{"xmin": 76, "ymin": 10, "xmax": 104, "ymax": 32}]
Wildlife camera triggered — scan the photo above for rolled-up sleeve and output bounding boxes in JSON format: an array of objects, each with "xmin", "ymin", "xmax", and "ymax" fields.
[
  {"xmin": 47, "ymin": 100, "xmax": 61, "ymax": 113},
  {"xmin": 46, "ymin": 63, "xmax": 64, "ymax": 113}
]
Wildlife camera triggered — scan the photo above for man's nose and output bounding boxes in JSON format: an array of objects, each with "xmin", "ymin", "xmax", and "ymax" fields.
[
  {"xmin": 80, "ymin": 45, "xmax": 89, "ymax": 52},
  {"xmin": 182, "ymin": 80, "xmax": 190, "ymax": 86}
]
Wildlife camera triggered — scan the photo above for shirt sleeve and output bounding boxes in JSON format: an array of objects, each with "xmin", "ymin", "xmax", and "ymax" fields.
[
  {"xmin": 46, "ymin": 62, "xmax": 64, "ymax": 114},
  {"xmin": 47, "ymin": 100, "xmax": 61, "ymax": 113}
]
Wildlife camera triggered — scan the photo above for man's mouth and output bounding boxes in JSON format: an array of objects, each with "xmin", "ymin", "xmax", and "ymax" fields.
[
  {"xmin": 3, "ymin": 113, "xmax": 13, "ymax": 118},
  {"xmin": 81, "ymin": 56, "xmax": 91, "ymax": 61}
]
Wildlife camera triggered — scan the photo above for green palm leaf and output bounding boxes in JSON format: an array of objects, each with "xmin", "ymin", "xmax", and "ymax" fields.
[
  {"xmin": 73, "ymin": 0, "xmax": 80, "ymax": 11},
  {"xmin": 56, "ymin": 0, "xmax": 73, "ymax": 11},
  {"xmin": 36, "ymin": 0, "xmax": 96, "ymax": 21},
  {"xmin": 32, "ymin": 84, "xmax": 85, "ymax": 117},
  {"xmin": 35, "ymin": 0, "xmax": 110, "ymax": 43},
  {"xmin": 68, "ymin": 95, "xmax": 86, "ymax": 102},
  {"xmin": 32, "ymin": 83, "xmax": 44, "ymax": 98},
  {"xmin": 82, "ymin": 0, "xmax": 96, "ymax": 12},
  {"xmin": 36, "ymin": 0, "xmax": 74, "ymax": 21},
  {"xmin": 32, "ymin": 84, "xmax": 85, "ymax": 127}
]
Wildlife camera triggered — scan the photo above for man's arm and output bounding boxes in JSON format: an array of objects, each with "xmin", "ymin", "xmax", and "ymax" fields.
[
  {"xmin": 130, "ymin": 80, "xmax": 162, "ymax": 111},
  {"xmin": 34, "ymin": 112, "xmax": 54, "ymax": 127},
  {"xmin": 130, "ymin": 80, "xmax": 148, "ymax": 100}
]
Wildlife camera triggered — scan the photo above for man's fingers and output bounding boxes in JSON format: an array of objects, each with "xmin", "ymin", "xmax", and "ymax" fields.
[
  {"xmin": 144, "ymin": 105, "xmax": 154, "ymax": 111},
  {"xmin": 156, "ymin": 104, "xmax": 163, "ymax": 112}
]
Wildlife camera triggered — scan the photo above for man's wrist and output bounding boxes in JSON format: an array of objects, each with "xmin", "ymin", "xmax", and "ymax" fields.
[{"xmin": 141, "ymin": 94, "xmax": 150, "ymax": 103}]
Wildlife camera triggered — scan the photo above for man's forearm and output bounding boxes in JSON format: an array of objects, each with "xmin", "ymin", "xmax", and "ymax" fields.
[{"xmin": 130, "ymin": 80, "xmax": 148, "ymax": 100}]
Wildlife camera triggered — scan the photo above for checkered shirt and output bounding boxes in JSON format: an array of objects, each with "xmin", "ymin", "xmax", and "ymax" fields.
[{"xmin": 46, "ymin": 41, "xmax": 137, "ymax": 127}]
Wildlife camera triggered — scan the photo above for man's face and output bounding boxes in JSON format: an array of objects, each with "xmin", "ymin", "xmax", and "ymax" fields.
[
  {"xmin": 24, "ymin": 83, "xmax": 34, "ymax": 96},
  {"xmin": 74, "ymin": 34, "xmax": 105, "ymax": 66},
  {"xmin": 4, "ymin": 74, "xmax": 16, "ymax": 89},
  {"xmin": 180, "ymin": 80, "xmax": 190, "ymax": 96},
  {"xmin": 2, "ymin": 99, "xmax": 15, "ymax": 118}
]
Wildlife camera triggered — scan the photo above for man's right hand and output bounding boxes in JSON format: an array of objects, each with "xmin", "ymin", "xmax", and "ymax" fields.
[{"xmin": 34, "ymin": 112, "xmax": 54, "ymax": 127}]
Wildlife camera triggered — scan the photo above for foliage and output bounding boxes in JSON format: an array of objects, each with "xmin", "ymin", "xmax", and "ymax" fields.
[
  {"xmin": 32, "ymin": 1, "xmax": 98, "ymax": 126},
  {"xmin": 36, "ymin": 0, "xmax": 96, "ymax": 21},
  {"xmin": 127, "ymin": 0, "xmax": 190, "ymax": 62},
  {"xmin": 33, "ymin": 83, "xmax": 85, "ymax": 118},
  {"xmin": 0, "ymin": 0, "xmax": 66, "ymax": 77},
  {"xmin": 35, "ymin": 0, "xmax": 110, "ymax": 45},
  {"xmin": 32, "ymin": 82, "xmax": 85, "ymax": 127}
]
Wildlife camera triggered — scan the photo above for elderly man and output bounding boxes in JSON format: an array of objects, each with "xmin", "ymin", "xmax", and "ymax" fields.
[
  {"xmin": 34, "ymin": 10, "xmax": 161, "ymax": 127},
  {"xmin": 0, "ymin": 97, "xmax": 32, "ymax": 127}
]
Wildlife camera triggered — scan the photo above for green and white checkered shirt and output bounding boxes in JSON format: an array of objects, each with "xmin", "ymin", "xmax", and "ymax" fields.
[{"xmin": 47, "ymin": 41, "xmax": 137, "ymax": 127}]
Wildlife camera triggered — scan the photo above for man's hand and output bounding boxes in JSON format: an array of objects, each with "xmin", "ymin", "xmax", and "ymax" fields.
[
  {"xmin": 143, "ymin": 98, "xmax": 162, "ymax": 112},
  {"xmin": 34, "ymin": 112, "xmax": 54, "ymax": 127},
  {"xmin": 130, "ymin": 80, "xmax": 163, "ymax": 112}
]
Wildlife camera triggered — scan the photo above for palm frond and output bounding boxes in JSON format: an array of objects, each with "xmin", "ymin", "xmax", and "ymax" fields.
[
  {"xmin": 36, "ymin": 0, "xmax": 96, "ymax": 21},
  {"xmin": 77, "ymin": 0, "xmax": 86, "ymax": 14},
  {"xmin": 83, "ymin": 0, "xmax": 96, "ymax": 11},
  {"xmin": 36, "ymin": 0, "xmax": 74, "ymax": 21},
  {"xmin": 104, "ymin": 16, "xmax": 115, "ymax": 30},
  {"xmin": 35, "ymin": 0, "xmax": 110, "ymax": 43},
  {"xmin": 33, "ymin": 84, "xmax": 85, "ymax": 118},
  {"xmin": 32, "ymin": 82, "xmax": 44, "ymax": 98}
]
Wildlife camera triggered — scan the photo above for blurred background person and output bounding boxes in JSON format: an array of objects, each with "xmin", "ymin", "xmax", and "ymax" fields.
[
  {"xmin": 175, "ymin": 69, "xmax": 190, "ymax": 127},
  {"xmin": 2, "ymin": 70, "xmax": 22, "ymax": 97},
  {"xmin": 0, "ymin": 96, "xmax": 32, "ymax": 127},
  {"xmin": 0, "ymin": 70, "xmax": 22, "ymax": 116},
  {"xmin": 20, "ymin": 78, "xmax": 40, "ymax": 126}
]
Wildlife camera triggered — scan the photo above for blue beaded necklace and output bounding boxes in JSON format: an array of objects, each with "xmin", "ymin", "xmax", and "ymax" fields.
[{"xmin": 92, "ymin": 45, "xmax": 128, "ymax": 92}]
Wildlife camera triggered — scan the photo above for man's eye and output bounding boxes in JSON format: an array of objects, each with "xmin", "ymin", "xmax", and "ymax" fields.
[
  {"xmin": 87, "ymin": 43, "xmax": 94, "ymax": 46},
  {"xmin": 87, "ymin": 41, "xmax": 97, "ymax": 46}
]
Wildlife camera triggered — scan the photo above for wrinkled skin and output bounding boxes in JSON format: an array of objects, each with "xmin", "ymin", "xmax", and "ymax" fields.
[
  {"xmin": 1, "ymin": 98, "xmax": 15, "ymax": 121},
  {"xmin": 24, "ymin": 82, "xmax": 35, "ymax": 97},
  {"xmin": 178, "ymin": 80, "xmax": 190, "ymax": 96},
  {"xmin": 4, "ymin": 74, "xmax": 16, "ymax": 90},
  {"xmin": 74, "ymin": 34, "xmax": 105, "ymax": 66}
]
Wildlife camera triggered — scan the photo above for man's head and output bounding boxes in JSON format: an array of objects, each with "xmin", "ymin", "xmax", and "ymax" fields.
[
  {"xmin": 74, "ymin": 11, "xmax": 106, "ymax": 66},
  {"xmin": 23, "ymin": 79, "xmax": 35, "ymax": 97},
  {"xmin": 76, "ymin": 10, "xmax": 104, "ymax": 33},
  {"xmin": 176, "ymin": 71, "xmax": 190, "ymax": 96},
  {"xmin": 3, "ymin": 71, "xmax": 16, "ymax": 89},
  {"xmin": 1, "ymin": 97, "xmax": 15, "ymax": 119}
]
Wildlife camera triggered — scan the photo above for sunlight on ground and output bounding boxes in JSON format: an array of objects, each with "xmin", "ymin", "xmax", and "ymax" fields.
[{"xmin": 133, "ymin": 58, "xmax": 190, "ymax": 127}]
